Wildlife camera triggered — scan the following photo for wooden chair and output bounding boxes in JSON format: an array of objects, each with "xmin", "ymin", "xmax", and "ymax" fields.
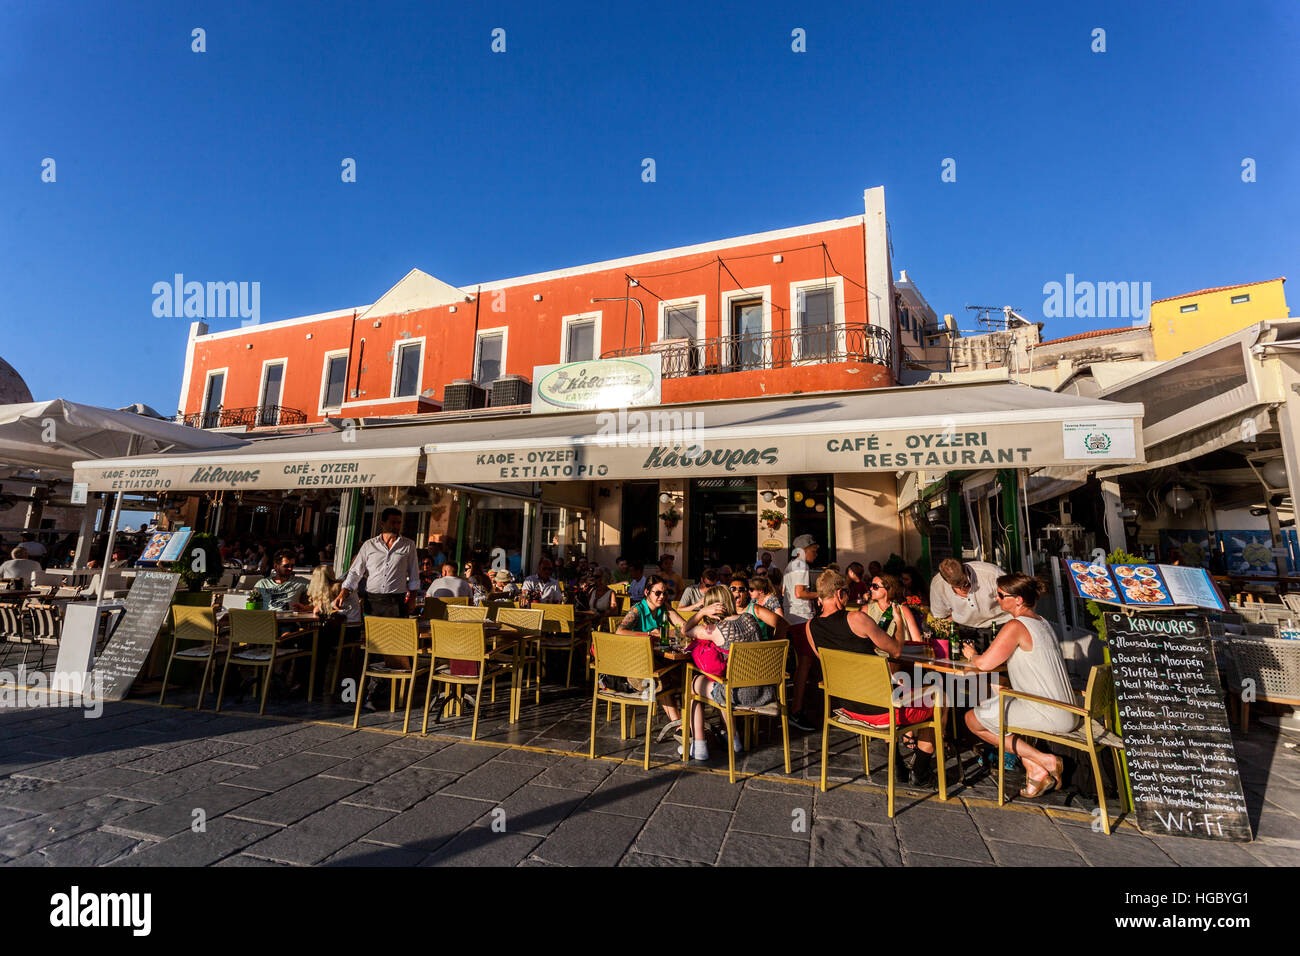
[
  {"xmin": 160, "ymin": 605, "xmax": 224, "ymax": 709},
  {"xmin": 422, "ymin": 620, "xmax": 519, "ymax": 739},
  {"xmin": 352, "ymin": 617, "xmax": 427, "ymax": 733},
  {"xmin": 818, "ymin": 648, "xmax": 949, "ymax": 816},
  {"xmin": 447, "ymin": 605, "xmax": 489, "ymax": 622},
  {"xmin": 684, "ymin": 639, "xmax": 791, "ymax": 783},
  {"xmin": 997, "ymin": 663, "xmax": 1128, "ymax": 834},
  {"xmin": 325, "ymin": 618, "xmax": 364, "ymax": 702},
  {"xmin": 24, "ymin": 601, "xmax": 62, "ymax": 670},
  {"xmin": 1224, "ymin": 636, "xmax": 1300, "ymax": 733},
  {"xmin": 0, "ymin": 603, "xmax": 28, "ymax": 666},
  {"xmin": 215, "ymin": 609, "xmax": 318, "ymax": 716},
  {"xmin": 495, "ymin": 607, "xmax": 544, "ymax": 704},
  {"xmin": 589, "ymin": 631, "xmax": 674, "ymax": 770},
  {"xmin": 533, "ymin": 602, "xmax": 582, "ymax": 687}
]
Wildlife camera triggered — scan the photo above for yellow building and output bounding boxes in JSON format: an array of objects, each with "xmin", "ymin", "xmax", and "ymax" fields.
[{"xmin": 1150, "ymin": 277, "xmax": 1289, "ymax": 360}]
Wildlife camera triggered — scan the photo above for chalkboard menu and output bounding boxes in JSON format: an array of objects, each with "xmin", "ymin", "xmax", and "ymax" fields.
[
  {"xmin": 90, "ymin": 570, "xmax": 181, "ymax": 701},
  {"xmin": 1106, "ymin": 611, "xmax": 1252, "ymax": 841}
]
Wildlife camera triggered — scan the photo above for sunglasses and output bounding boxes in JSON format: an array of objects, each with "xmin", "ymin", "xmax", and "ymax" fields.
[
  {"xmin": 648, "ymin": 589, "xmax": 666, "ymax": 597},
  {"xmin": 729, "ymin": 586, "xmax": 746, "ymax": 592},
  {"xmin": 996, "ymin": 591, "xmax": 1011, "ymax": 599},
  {"xmin": 870, "ymin": 582, "xmax": 885, "ymax": 590}
]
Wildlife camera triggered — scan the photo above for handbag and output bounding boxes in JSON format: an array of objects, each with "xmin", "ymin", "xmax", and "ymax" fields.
[{"xmin": 690, "ymin": 637, "xmax": 729, "ymax": 679}]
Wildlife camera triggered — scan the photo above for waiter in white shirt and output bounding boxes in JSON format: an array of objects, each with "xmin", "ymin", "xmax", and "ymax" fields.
[
  {"xmin": 337, "ymin": 508, "xmax": 421, "ymax": 618},
  {"xmin": 928, "ymin": 557, "xmax": 1011, "ymax": 650}
]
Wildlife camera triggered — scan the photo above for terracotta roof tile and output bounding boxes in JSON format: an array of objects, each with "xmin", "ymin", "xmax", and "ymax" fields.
[
  {"xmin": 1031, "ymin": 327, "xmax": 1138, "ymax": 349},
  {"xmin": 1152, "ymin": 277, "xmax": 1286, "ymax": 304}
]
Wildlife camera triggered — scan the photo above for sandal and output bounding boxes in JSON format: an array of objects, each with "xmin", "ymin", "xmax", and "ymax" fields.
[
  {"xmin": 901, "ymin": 731, "xmax": 918, "ymax": 752},
  {"xmin": 1019, "ymin": 770, "xmax": 1059, "ymax": 800}
]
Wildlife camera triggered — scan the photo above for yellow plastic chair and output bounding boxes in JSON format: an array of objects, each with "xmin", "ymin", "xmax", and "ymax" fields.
[
  {"xmin": 215, "ymin": 609, "xmax": 318, "ymax": 716},
  {"xmin": 447, "ymin": 605, "xmax": 489, "ymax": 622},
  {"xmin": 352, "ymin": 617, "xmax": 427, "ymax": 733},
  {"xmin": 421, "ymin": 595, "xmax": 468, "ymax": 620},
  {"xmin": 818, "ymin": 648, "xmax": 948, "ymax": 816},
  {"xmin": 326, "ymin": 620, "xmax": 364, "ymax": 701},
  {"xmin": 494, "ymin": 607, "xmax": 544, "ymax": 704},
  {"xmin": 160, "ymin": 605, "xmax": 224, "ymax": 709},
  {"xmin": 422, "ymin": 620, "xmax": 519, "ymax": 739},
  {"xmin": 590, "ymin": 631, "xmax": 674, "ymax": 770},
  {"xmin": 997, "ymin": 664, "xmax": 1128, "ymax": 834},
  {"xmin": 684, "ymin": 639, "xmax": 791, "ymax": 783},
  {"xmin": 533, "ymin": 602, "xmax": 583, "ymax": 687}
]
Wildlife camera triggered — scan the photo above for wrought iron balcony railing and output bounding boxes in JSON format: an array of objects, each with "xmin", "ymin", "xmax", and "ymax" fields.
[
  {"xmin": 174, "ymin": 404, "xmax": 309, "ymax": 430},
  {"xmin": 601, "ymin": 322, "xmax": 891, "ymax": 378}
]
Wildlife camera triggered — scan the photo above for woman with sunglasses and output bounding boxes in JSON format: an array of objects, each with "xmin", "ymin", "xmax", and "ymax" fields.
[
  {"xmin": 731, "ymin": 575, "xmax": 786, "ymax": 641},
  {"xmin": 865, "ymin": 573, "xmax": 924, "ymax": 645},
  {"xmin": 962, "ymin": 573, "xmax": 1078, "ymax": 798}
]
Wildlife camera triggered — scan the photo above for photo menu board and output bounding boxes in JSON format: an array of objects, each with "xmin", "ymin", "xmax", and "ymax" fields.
[
  {"xmin": 1065, "ymin": 559, "xmax": 1226, "ymax": 611},
  {"xmin": 1106, "ymin": 612, "xmax": 1251, "ymax": 841}
]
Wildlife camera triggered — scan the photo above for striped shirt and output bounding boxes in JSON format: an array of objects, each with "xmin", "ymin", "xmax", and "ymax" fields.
[{"xmin": 342, "ymin": 535, "xmax": 421, "ymax": 594}]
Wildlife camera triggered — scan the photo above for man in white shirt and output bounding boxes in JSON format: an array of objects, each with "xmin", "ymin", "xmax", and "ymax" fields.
[
  {"xmin": 785, "ymin": 534, "xmax": 821, "ymax": 732},
  {"xmin": 929, "ymin": 558, "xmax": 1010, "ymax": 646},
  {"xmin": 521, "ymin": 557, "xmax": 564, "ymax": 605},
  {"xmin": 17, "ymin": 533, "xmax": 45, "ymax": 562},
  {"xmin": 337, "ymin": 508, "xmax": 421, "ymax": 618},
  {"xmin": 427, "ymin": 562, "xmax": 472, "ymax": 599},
  {"xmin": 0, "ymin": 546, "xmax": 42, "ymax": 584}
]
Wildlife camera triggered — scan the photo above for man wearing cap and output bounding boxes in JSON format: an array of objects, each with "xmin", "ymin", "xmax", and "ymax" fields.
[
  {"xmin": 929, "ymin": 557, "xmax": 1011, "ymax": 650},
  {"xmin": 491, "ymin": 569, "xmax": 518, "ymax": 599},
  {"xmin": 784, "ymin": 534, "xmax": 822, "ymax": 731}
]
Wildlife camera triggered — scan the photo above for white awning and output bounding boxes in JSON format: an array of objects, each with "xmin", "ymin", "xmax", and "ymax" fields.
[{"xmin": 423, "ymin": 381, "xmax": 1146, "ymax": 483}]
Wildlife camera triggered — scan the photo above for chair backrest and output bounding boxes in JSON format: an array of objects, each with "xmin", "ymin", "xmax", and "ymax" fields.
[
  {"xmin": 1282, "ymin": 593, "xmax": 1300, "ymax": 616},
  {"xmin": 1082, "ymin": 664, "xmax": 1115, "ymax": 724},
  {"xmin": 363, "ymin": 616, "xmax": 420, "ymax": 657},
  {"xmin": 1243, "ymin": 622, "xmax": 1279, "ymax": 638},
  {"xmin": 485, "ymin": 599, "xmax": 517, "ymax": 616},
  {"xmin": 591, "ymin": 631, "xmax": 653, "ymax": 681},
  {"xmin": 534, "ymin": 602, "xmax": 575, "ymax": 633},
  {"xmin": 447, "ymin": 604, "xmax": 489, "ymax": 622},
  {"xmin": 431, "ymin": 620, "xmax": 487, "ymax": 662},
  {"xmin": 495, "ymin": 607, "xmax": 544, "ymax": 631},
  {"xmin": 441, "ymin": 596, "xmax": 471, "ymax": 606},
  {"xmin": 25, "ymin": 602, "xmax": 61, "ymax": 640},
  {"xmin": 422, "ymin": 596, "xmax": 449, "ymax": 620},
  {"xmin": 820, "ymin": 648, "xmax": 894, "ymax": 711},
  {"xmin": 227, "ymin": 608, "xmax": 279, "ymax": 646},
  {"xmin": 172, "ymin": 605, "xmax": 217, "ymax": 645},
  {"xmin": 1229, "ymin": 636, "xmax": 1300, "ymax": 699},
  {"xmin": 725, "ymin": 639, "xmax": 788, "ymax": 690},
  {"xmin": 0, "ymin": 604, "xmax": 22, "ymax": 637}
]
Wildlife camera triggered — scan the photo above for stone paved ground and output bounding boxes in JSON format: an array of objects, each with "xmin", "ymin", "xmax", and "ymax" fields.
[{"xmin": 0, "ymin": 659, "xmax": 1297, "ymax": 866}]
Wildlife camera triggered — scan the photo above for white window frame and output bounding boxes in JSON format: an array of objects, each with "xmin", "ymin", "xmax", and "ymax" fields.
[
  {"xmin": 258, "ymin": 358, "xmax": 288, "ymax": 425},
  {"xmin": 475, "ymin": 327, "xmax": 509, "ymax": 385},
  {"xmin": 202, "ymin": 367, "xmax": 228, "ymax": 419},
  {"xmin": 318, "ymin": 349, "xmax": 350, "ymax": 415},
  {"xmin": 1180, "ymin": 303, "xmax": 1199, "ymax": 313},
  {"xmin": 390, "ymin": 336, "xmax": 426, "ymax": 398},
  {"xmin": 1231, "ymin": 294, "xmax": 1251, "ymax": 305},
  {"xmin": 789, "ymin": 275, "xmax": 846, "ymax": 363},
  {"xmin": 719, "ymin": 285, "xmax": 772, "ymax": 371},
  {"xmin": 656, "ymin": 295, "xmax": 707, "ymax": 374},
  {"xmin": 560, "ymin": 312, "xmax": 602, "ymax": 364}
]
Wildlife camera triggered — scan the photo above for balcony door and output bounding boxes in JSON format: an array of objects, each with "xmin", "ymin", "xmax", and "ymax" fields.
[
  {"xmin": 729, "ymin": 299, "xmax": 765, "ymax": 371},
  {"xmin": 202, "ymin": 371, "xmax": 225, "ymax": 428},
  {"xmin": 795, "ymin": 286, "xmax": 839, "ymax": 364},
  {"xmin": 259, "ymin": 362, "xmax": 284, "ymax": 426}
]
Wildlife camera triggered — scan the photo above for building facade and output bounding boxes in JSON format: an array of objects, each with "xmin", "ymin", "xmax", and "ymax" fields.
[{"xmin": 1150, "ymin": 277, "xmax": 1289, "ymax": 361}]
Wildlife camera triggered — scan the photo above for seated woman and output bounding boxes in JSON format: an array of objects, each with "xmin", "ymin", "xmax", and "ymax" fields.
[
  {"xmin": 808, "ymin": 569, "xmax": 940, "ymax": 788},
  {"xmin": 865, "ymin": 572, "xmax": 925, "ymax": 645},
  {"xmin": 962, "ymin": 573, "xmax": 1079, "ymax": 798},
  {"xmin": 732, "ymin": 575, "xmax": 786, "ymax": 641},
  {"xmin": 585, "ymin": 568, "xmax": 617, "ymax": 614},
  {"xmin": 306, "ymin": 564, "xmax": 365, "ymax": 701},
  {"xmin": 682, "ymin": 585, "xmax": 777, "ymax": 761},
  {"xmin": 613, "ymin": 575, "xmax": 709, "ymax": 729}
]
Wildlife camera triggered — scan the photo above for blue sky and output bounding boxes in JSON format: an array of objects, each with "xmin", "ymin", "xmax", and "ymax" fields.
[{"xmin": 2, "ymin": 0, "xmax": 1296, "ymax": 416}]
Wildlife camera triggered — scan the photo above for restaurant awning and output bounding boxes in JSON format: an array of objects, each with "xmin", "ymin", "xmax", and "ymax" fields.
[
  {"xmin": 73, "ymin": 425, "xmax": 421, "ymax": 492},
  {"xmin": 1092, "ymin": 322, "xmax": 1297, "ymax": 479},
  {"xmin": 422, "ymin": 381, "xmax": 1146, "ymax": 483}
]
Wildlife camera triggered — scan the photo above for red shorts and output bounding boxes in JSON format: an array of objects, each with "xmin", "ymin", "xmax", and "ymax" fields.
[
  {"xmin": 790, "ymin": 621, "xmax": 815, "ymax": 658},
  {"xmin": 839, "ymin": 705, "xmax": 933, "ymax": 726}
]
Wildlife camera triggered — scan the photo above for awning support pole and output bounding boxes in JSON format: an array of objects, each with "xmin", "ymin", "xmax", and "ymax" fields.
[
  {"xmin": 454, "ymin": 493, "xmax": 468, "ymax": 571},
  {"xmin": 947, "ymin": 477, "xmax": 962, "ymax": 561},
  {"xmin": 73, "ymin": 495, "xmax": 98, "ymax": 568},
  {"xmin": 95, "ymin": 491, "xmax": 124, "ymax": 608},
  {"xmin": 998, "ymin": 468, "xmax": 1022, "ymax": 574}
]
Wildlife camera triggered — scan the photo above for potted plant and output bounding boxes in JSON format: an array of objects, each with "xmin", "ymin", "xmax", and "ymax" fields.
[
  {"xmin": 760, "ymin": 508, "xmax": 786, "ymax": 531},
  {"xmin": 659, "ymin": 505, "xmax": 681, "ymax": 531},
  {"xmin": 164, "ymin": 532, "xmax": 224, "ymax": 592}
]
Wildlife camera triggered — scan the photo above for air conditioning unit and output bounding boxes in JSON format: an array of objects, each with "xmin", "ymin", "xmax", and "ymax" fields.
[
  {"xmin": 443, "ymin": 379, "xmax": 488, "ymax": 412},
  {"xmin": 490, "ymin": 375, "xmax": 531, "ymax": 407}
]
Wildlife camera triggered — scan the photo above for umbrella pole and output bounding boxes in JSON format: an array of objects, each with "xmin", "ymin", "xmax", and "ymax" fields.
[{"xmin": 95, "ymin": 491, "xmax": 124, "ymax": 609}]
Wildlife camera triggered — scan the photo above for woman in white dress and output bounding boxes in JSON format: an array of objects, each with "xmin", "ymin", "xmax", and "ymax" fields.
[{"xmin": 962, "ymin": 573, "xmax": 1079, "ymax": 798}]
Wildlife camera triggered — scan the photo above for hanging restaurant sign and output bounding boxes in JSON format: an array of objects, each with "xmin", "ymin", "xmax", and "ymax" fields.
[
  {"xmin": 531, "ymin": 355, "xmax": 662, "ymax": 414},
  {"xmin": 73, "ymin": 449, "xmax": 420, "ymax": 493},
  {"xmin": 425, "ymin": 417, "xmax": 1143, "ymax": 484}
]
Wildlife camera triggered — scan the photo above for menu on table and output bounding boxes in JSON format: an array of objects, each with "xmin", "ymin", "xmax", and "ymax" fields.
[
  {"xmin": 156, "ymin": 527, "xmax": 193, "ymax": 564},
  {"xmin": 1106, "ymin": 612, "xmax": 1252, "ymax": 842},
  {"xmin": 137, "ymin": 532, "xmax": 174, "ymax": 564},
  {"xmin": 1064, "ymin": 559, "xmax": 1226, "ymax": 611}
]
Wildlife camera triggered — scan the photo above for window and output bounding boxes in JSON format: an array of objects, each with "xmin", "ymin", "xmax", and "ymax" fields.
[
  {"xmin": 323, "ymin": 355, "xmax": 348, "ymax": 409},
  {"xmin": 798, "ymin": 287, "xmax": 836, "ymax": 360},
  {"xmin": 203, "ymin": 372, "xmax": 224, "ymax": 415},
  {"xmin": 476, "ymin": 332, "xmax": 504, "ymax": 384},
  {"xmin": 664, "ymin": 304, "xmax": 697, "ymax": 342},
  {"xmin": 394, "ymin": 341, "xmax": 421, "ymax": 397},
  {"xmin": 561, "ymin": 314, "xmax": 599, "ymax": 363},
  {"xmin": 1231, "ymin": 294, "xmax": 1251, "ymax": 305},
  {"xmin": 1180, "ymin": 303, "xmax": 1198, "ymax": 313},
  {"xmin": 730, "ymin": 298, "xmax": 765, "ymax": 369},
  {"xmin": 259, "ymin": 361, "xmax": 285, "ymax": 425}
]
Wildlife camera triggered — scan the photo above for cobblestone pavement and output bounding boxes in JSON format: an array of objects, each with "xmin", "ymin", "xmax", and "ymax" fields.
[{"xmin": 0, "ymin": 669, "xmax": 1297, "ymax": 867}]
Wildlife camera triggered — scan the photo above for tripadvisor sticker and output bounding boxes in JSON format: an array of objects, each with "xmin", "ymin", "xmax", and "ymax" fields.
[{"xmin": 537, "ymin": 360, "xmax": 656, "ymax": 410}]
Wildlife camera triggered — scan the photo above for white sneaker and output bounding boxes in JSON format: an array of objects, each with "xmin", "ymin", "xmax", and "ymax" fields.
[
  {"xmin": 732, "ymin": 733, "xmax": 744, "ymax": 754},
  {"xmin": 677, "ymin": 740, "xmax": 710, "ymax": 761}
]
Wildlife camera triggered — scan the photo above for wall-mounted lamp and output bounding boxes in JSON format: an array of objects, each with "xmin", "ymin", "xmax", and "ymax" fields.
[
  {"xmin": 533, "ymin": 294, "xmax": 543, "ymax": 302},
  {"xmin": 449, "ymin": 305, "xmax": 457, "ymax": 313},
  {"xmin": 772, "ymin": 254, "xmax": 783, "ymax": 263},
  {"xmin": 1165, "ymin": 485, "xmax": 1195, "ymax": 513},
  {"xmin": 760, "ymin": 490, "xmax": 775, "ymax": 502}
]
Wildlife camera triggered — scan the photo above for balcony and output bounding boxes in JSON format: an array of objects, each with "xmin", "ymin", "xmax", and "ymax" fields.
[
  {"xmin": 175, "ymin": 404, "xmax": 309, "ymax": 430},
  {"xmin": 602, "ymin": 322, "xmax": 891, "ymax": 378}
]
